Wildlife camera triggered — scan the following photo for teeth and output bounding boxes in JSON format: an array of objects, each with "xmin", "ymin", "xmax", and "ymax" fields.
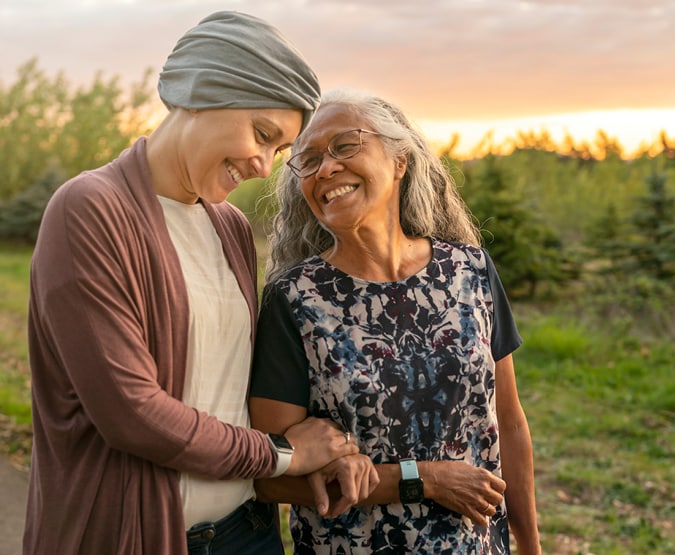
[
  {"xmin": 226, "ymin": 163, "xmax": 243, "ymax": 184},
  {"xmin": 325, "ymin": 185, "xmax": 357, "ymax": 202}
]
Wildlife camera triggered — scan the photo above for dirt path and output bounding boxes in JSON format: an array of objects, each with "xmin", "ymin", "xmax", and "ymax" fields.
[{"xmin": 0, "ymin": 455, "xmax": 27, "ymax": 555}]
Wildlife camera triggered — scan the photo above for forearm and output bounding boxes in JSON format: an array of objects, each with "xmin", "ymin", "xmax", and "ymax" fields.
[
  {"xmin": 359, "ymin": 461, "xmax": 461, "ymax": 506},
  {"xmin": 258, "ymin": 456, "xmax": 508, "ymax": 530},
  {"xmin": 255, "ymin": 461, "xmax": 398, "ymax": 506},
  {"xmin": 500, "ymin": 418, "xmax": 541, "ymax": 554},
  {"xmin": 359, "ymin": 461, "xmax": 495, "ymax": 508},
  {"xmin": 255, "ymin": 476, "xmax": 318, "ymax": 506},
  {"xmin": 360, "ymin": 464, "xmax": 401, "ymax": 505},
  {"xmin": 361, "ymin": 461, "xmax": 502, "ymax": 506},
  {"xmin": 255, "ymin": 464, "xmax": 400, "ymax": 508}
]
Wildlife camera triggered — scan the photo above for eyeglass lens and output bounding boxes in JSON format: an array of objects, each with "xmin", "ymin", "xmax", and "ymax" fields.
[{"xmin": 289, "ymin": 129, "xmax": 365, "ymax": 177}]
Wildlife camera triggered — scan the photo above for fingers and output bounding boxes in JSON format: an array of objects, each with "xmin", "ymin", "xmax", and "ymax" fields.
[
  {"xmin": 325, "ymin": 457, "xmax": 365, "ymax": 517},
  {"xmin": 466, "ymin": 498, "xmax": 498, "ymax": 526},
  {"xmin": 489, "ymin": 474, "xmax": 507, "ymax": 495},
  {"xmin": 310, "ymin": 454, "xmax": 379, "ymax": 518},
  {"xmin": 482, "ymin": 476, "xmax": 505, "ymax": 514},
  {"xmin": 307, "ymin": 471, "xmax": 331, "ymax": 516},
  {"xmin": 326, "ymin": 494, "xmax": 356, "ymax": 518},
  {"xmin": 361, "ymin": 464, "xmax": 379, "ymax": 499},
  {"xmin": 426, "ymin": 461, "xmax": 507, "ymax": 526},
  {"xmin": 465, "ymin": 482, "xmax": 505, "ymax": 526},
  {"xmin": 284, "ymin": 418, "xmax": 359, "ymax": 475}
]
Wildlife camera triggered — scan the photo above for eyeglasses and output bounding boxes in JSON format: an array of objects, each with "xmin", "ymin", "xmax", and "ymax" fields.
[{"xmin": 286, "ymin": 128, "xmax": 380, "ymax": 178}]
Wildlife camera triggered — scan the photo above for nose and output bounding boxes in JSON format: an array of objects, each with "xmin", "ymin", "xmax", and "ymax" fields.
[
  {"xmin": 314, "ymin": 153, "xmax": 343, "ymax": 179},
  {"xmin": 252, "ymin": 148, "xmax": 276, "ymax": 179}
]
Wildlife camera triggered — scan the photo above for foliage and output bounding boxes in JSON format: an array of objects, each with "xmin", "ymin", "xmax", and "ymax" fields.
[
  {"xmin": 586, "ymin": 170, "xmax": 675, "ymax": 283},
  {"xmin": 227, "ymin": 161, "xmax": 284, "ymax": 234},
  {"xmin": 0, "ymin": 57, "xmax": 155, "ymax": 210},
  {"xmin": 449, "ymin": 153, "xmax": 577, "ymax": 298},
  {"xmin": 0, "ymin": 164, "xmax": 66, "ymax": 242},
  {"xmin": 625, "ymin": 171, "xmax": 675, "ymax": 279}
]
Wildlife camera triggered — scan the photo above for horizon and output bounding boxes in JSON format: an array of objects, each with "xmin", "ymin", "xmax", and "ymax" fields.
[
  {"xmin": 2, "ymin": 1, "xmax": 674, "ymax": 160},
  {"xmin": 417, "ymin": 107, "xmax": 675, "ymax": 159}
]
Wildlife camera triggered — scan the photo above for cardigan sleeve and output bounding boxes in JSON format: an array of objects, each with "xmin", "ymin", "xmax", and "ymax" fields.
[{"xmin": 29, "ymin": 172, "xmax": 275, "ymax": 480}]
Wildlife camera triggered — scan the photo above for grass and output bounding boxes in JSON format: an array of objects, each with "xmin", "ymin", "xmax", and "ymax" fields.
[
  {"xmin": 0, "ymin": 242, "xmax": 33, "ymax": 469},
  {"xmin": 514, "ymin": 309, "xmax": 674, "ymax": 554},
  {"xmin": 0, "ymin": 243, "xmax": 673, "ymax": 553}
]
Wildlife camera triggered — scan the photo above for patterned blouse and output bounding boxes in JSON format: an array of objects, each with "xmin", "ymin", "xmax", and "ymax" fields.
[{"xmin": 251, "ymin": 239, "xmax": 522, "ymax": 554}]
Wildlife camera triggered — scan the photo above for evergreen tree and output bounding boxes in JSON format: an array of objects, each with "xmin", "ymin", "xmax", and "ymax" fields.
[
  {"xmin": 626, "ymin": 171, "xmax": 675, "ymax": 280},
  {"xmin": 459, "ymin": 155, "xmax": 574, "ymax": 298},
  {"xmin": 587, "ymin": 171, "xmax": 675, "ymax": 282}
]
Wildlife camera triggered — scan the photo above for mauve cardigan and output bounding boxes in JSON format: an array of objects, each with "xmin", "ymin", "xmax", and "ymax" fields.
[{"xmin": 23, "ymin": 138, "xmax": 276, "ymax": 554}]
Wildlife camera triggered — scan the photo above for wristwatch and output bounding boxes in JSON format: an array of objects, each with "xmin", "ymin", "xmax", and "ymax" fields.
[
  {"xmin": 266, "ymin": 433, "xmax": 294, "ymax": 478},
  {"xmin": 398, "ymin": 458, "xmax": 424, "ymax": 503}
]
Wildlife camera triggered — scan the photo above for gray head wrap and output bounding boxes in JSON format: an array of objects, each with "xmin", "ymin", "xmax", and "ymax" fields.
[{"xmin": 158, "ymin": 11, "xmax": 321, "ymax": 131}]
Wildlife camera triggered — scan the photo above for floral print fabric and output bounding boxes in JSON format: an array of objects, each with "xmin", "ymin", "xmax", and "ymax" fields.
[{"xmin": 252, "ymin": 240, "xmax": 520, "ymax": 554}]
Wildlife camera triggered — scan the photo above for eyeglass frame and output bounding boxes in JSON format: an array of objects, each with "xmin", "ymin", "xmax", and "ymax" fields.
[{"xmin": 286, "ymin": 128, "xmax": 381, "ymax": 178}]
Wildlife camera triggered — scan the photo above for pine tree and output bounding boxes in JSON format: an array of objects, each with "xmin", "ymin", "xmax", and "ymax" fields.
[
  {"xmin": 460, "ymin": 155, "xmax": 574, "ymax": 298},
  {"xmin": 625, "ymin": 171, "xmax": 675, "ymax": 280}
]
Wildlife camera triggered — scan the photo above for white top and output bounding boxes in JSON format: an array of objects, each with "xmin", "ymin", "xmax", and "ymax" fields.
[{"xmin": 158, "ymin": 196, "xmax": 254, "ymax": 528}]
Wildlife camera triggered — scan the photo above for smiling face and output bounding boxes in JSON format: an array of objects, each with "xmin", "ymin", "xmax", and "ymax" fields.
[
  {"xmin": 296, "ymin": 103, "xmax": 407, "ymax": 236},
  {"xmin": 165, "ymin": 107, "xmax": 302, "ymax": 204}
]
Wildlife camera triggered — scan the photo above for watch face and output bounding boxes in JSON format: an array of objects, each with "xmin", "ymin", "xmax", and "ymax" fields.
[
  {"xmin": 399, "ymin": 479, "xmax": 424, "ymax": 503},
  {"xmin": 268, "ymin": 433, "xmax": 294, "ymax": 452}
]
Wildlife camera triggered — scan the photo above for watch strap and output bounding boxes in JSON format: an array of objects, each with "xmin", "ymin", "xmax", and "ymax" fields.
[{"xmin": 267, "ymin": 434, "xmax": 293, "ymax": 478}]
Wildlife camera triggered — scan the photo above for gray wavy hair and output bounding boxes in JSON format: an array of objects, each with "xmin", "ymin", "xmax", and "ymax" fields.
[{"xmin": 265, "ymin": 87, "xmax": 480, "ymax": 282}]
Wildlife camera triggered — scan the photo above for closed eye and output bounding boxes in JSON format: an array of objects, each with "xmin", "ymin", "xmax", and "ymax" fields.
[
  {"xmin": 299, "ymin": 152, "xmax": 322, "ymax": 169},
  {"xmin": 332, "ymin": 141, "xmax": 360, "ymax": 157},
  {"xmin": 255, "ymin": 127, "xmax": 271, "ymax": 144}
]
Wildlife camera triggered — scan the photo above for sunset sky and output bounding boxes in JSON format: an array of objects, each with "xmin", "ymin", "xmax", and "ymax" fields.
[{"xmin": 2, "ymin": 0, "xmax": 674, "ymax": 157}]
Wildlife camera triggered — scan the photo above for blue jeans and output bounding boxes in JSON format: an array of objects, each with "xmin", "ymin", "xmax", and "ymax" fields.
[{"xmin": 186, "ymin": 499, "xmax": 284, "ymax": 555}]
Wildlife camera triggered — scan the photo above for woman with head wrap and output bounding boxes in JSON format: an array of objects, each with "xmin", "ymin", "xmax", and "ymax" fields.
[
  {"xmin": 24, "ymin": 12, "xmax": 364, "ymax": 555},
  {"xmin": 249, "ymin": 88, "xmax": 541, "ymax": 554}
]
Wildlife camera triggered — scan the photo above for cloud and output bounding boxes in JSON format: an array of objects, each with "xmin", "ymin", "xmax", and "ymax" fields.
[{"xmin": 2, "ymin": 0, "xmax": 674, "ymax": 123}]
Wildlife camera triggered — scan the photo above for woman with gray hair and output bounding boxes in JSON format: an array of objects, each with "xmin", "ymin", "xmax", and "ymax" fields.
[
  {"xmin": 24, "ymin": 12, "xmax": 361, "ymax": 555},
  {"xmin": 250, "ymin": 88, "xmax": 541, "ymax": 554},
  {"xmin": 264, "ymin": 87, "xmax": 481, "ymax": 282}
]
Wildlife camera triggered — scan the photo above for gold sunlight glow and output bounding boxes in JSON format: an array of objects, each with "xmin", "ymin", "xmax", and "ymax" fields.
[{"xmin": 417, "ymin": 108, "xmax": 675, "ymax": 159}]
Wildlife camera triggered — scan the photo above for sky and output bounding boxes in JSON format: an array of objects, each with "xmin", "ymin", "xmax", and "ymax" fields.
[{"xmin": 2, "ymin": 0, "xmax": 674, "ymax": 157}]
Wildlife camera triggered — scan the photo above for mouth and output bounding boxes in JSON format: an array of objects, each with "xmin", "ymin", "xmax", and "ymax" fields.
[
  {"xmin": 324, "ymin": 184, "xmax": 357, "ymax": 203},
  {"xmin": 225, "ymin": 162, "xmax": 244, "ymax": 185}
]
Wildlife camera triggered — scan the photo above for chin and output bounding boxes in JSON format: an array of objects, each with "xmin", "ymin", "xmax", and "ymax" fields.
[
  {"xmin": 202, "ymin": 187, "xmax": 233, "ymax": 204},
  {"xmin": 206, "ymin": 194, "xmax": 229, "ymax": 204}
]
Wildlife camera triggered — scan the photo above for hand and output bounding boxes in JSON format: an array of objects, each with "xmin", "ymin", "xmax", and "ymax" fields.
[
  {"xmin": 307, "ymin": 454, "xmax": 380, "ymax": 518},
  {"xmin": 421, "ymin": 461, "xmax": 506, "ymax": 526},
  {"xmin": 284, "ymin": 417, "xmax": 359, "ymax": 476}
]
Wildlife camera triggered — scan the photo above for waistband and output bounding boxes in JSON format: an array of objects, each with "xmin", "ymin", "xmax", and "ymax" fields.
[{"xmin": 186, "ymin": 499, "xmax": 274, "ymax": 541}]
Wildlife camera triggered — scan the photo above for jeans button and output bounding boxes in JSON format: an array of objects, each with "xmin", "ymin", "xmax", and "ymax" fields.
[{"xmin": 201, "ymin": 527, "xmax": 215, "ymax": 540}]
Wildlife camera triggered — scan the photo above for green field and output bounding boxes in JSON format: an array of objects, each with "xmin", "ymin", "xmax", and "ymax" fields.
[{"xmin": 1, "ymin": 242, "xmax": 672, "ymax": 554}]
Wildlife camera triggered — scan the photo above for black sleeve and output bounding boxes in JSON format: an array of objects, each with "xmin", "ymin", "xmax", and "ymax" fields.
[
  {"xmin": 484, "ymin": 250, "xmax": 523, "ymax": 361},
  {"xmin": 250, "ymin": 283, "xmax": 310, "ymax": 407}
]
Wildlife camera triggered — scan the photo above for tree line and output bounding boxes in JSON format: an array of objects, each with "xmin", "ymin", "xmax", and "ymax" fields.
[{"xmin": 1, "ymin": 59, "xmax": 674, "ymax": 325}]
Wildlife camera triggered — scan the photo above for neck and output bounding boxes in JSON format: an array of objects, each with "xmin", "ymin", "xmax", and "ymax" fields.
[
  {"xmin": 146, "ymin": 111, "xmax": 199, "ymax": 204},
  {"xmin": 323, "ymin": 228, "xmax": 431, "ymax": 282}
]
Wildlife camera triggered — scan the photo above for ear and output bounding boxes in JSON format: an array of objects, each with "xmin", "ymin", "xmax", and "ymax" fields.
[{"xmin": 394, "ymin": 155, "xmax": 407, "ymax": 180}]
